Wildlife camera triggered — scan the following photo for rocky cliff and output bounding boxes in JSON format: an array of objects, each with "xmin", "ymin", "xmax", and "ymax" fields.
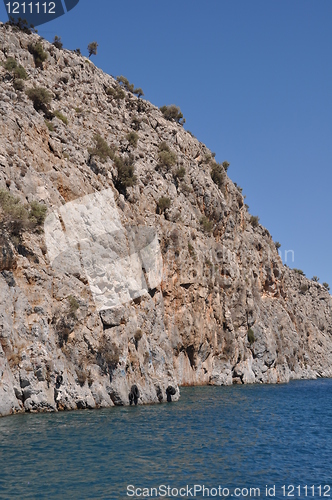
[{"xmin": 1, "ymin": 23, "xmax": 332, "ymax": 417}]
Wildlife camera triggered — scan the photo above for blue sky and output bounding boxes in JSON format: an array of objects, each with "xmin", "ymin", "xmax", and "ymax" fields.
[{"xmin": 1, "ymin": 1, "xmax": 332, "ymax": 286}]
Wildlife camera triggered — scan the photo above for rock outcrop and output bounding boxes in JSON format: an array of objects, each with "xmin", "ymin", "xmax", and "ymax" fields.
[{"xmin": 0, "ymin": 23, "xmax": 331, "ymax": 416}]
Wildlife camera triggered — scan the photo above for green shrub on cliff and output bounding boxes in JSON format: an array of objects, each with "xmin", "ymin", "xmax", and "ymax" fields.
[
  {"xmin": 0, "ymin": 190, "xmax": 46, "ymax": 236},
  {"xmin": 248, "ymin": 328, "xmax": 255, "ymax": 344},
  {"xmin": 158, "ymin": 142, "xmax": 177, "ymax": 170},
  {"xmin": 106, "ymin": 86, "xmax": 126, "ymax": 100},
  {"xmin": 250, "ymin": 215, "xmax": 260, "ymax": 228},
  {"xmin": 114, "ymin": 155, "xmax": 137, "ymax": 193},
  {"xmin": 13, "ymin": 79, "xmax": 25, "ymax": 91},
  {"xmin": 160, "ymin": 105, "xmax": 185, "ymax": 125},
  {"xmin": 26, "ymin": 87, "xmax": 52, "ymax": 111},
  {"xmin": 28, "ymin": 42, "xmax": 48, "ymax": 68},
  {"xmin": 88, "ymin": 134, "xmax": 115, "ymax": 162},
  {"xmin": 4, "ymin": 57, "xmax": 17, "ymax": 71},
  {"xmin": 54, "ymin": 110, "xmax": 68, "ymax": 125},
  {"xmin": 126, "ymin": 131, "xmax": 139, "ymax": 149},
  {"xmin": 157, "ymin": 196, "xmax": 171, "ymax": 214},
  {"xmin": 322, "ymin": 282, "xmax": 330, "ymax": 291},
  {"xmin": 211, "ymin": 162, "xmax": 225, "ymax": 190},
  {"xmin": 174, "ymin": 167, "xmax": 186, "ymax": 180},
  {"xmin": 14, "ymin": 65, "xmax": 28, "ymax": 80},
  {"xmin": 200, "ymin": 216, "xmax": 213, "ymax": 233}
]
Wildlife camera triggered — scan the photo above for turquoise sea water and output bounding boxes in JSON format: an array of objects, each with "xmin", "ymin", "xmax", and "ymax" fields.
[{"xmin": 0, "ymin": 380, "xmax": 331, "ymax": 499}]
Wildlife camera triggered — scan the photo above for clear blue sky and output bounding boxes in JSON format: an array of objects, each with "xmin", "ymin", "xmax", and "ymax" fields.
[{"xmin": 1, "ymin": 1, "xmax": 331, "ymax": 286}]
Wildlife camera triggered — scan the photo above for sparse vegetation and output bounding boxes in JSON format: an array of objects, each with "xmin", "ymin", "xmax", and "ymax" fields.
[
  {"xmin": 211, "ymin": 162, "xmax": 225, "ymax": 190},
  {"xmin": 293, "ymin": 268, "xmax": 305, "ymax": 276},
  {"xmin": 133, "ymin": 88, "xmax": 144, "ymax": 98},
  {"xmin": 157, "ymin": 196, "xmax": 171, "ymax": 214},
  {"xmin": 45, "ymin": 120, "xmax": 54, "ymax": 131},
  {"xmin": 117, "ymin": 75, "xmax": 134, "ymax": 92},
  {"xmin": 200, "ymin": 216, "xmax": 213, "ymax": 233},
  {"xmin": 73, "ymin": 48, "xmax": 81, "ymax": 55},
  {"xmin": 67, "ymin": 295, "xmax": 79, "ymax": 314},
  {"xmin": 312, "ymin": 276, "xmax": 319, "ymax": 282},
  {"xmin": 88, "ymin": 41, "xmax": 98, "ymax": 58},
  {"xmin": 250, "ymin": 215, "xmax": 260, "ymax": 228},
  {"xmin": 174, "ymin": 167, "xmax": 186, "ymax": 180},
  {"xmin": 28, "ymin": 42, "xmax": 48, "ymax": 68},
  {"xmin": 300, "ymin": 283, "xmax": 309, "ymax": 294},
  {"xmin": 322, "ymin": 282, "xmax": 330, "ymax": 291},
  {"xmin": 26, "ymin": 86, "xmax": 52, "ymax": 111},
  {"xmin": 222, "ymin": 161, "xmax": 230, "ymax": 172},
  {"xmin": 5, "ymin": 17, "xmax": 37, "ymax": 34},
  {"xmin": 13, "ymin": 79, "xmax": 25, "ymax": 91},
  {"xmin": 53, "ymin": 110, "xmax": 68, "ymax": 125},
  {"xmin": 4, "ymin": 57, "xmax": 17, "ymax": 71},
  {"xmin": 88, "ymin": 134, "xmax": 115, "ymax": 162},
  {"xmin": 248, "ymin": 328, "xmax": 255, "ymax": 344},
  {"xmin": 14, "ymin": 65, "xmax": 28, "ymax": 80},
  {"xmin": 106, "ymin": 86, "xmax": 126, "ymax": 100},
  {"xmin": 126, "ymin": 131, "xmax": 139, "ymax": 148},
  {"xmin": 188, "ymin": 242, "xmax": 195, "ymax": 257},
  {"xmin": 158, "ymin": 142, "xmax": 177, "ymax": 170},
  {"xmin": 0, "ymin": 190, "xmax": 46, "ymax": 236},
  {"xmin": 275, "ymin": 242, "xmax": 281, "ymax": 250},
  {"xmin": 114, "ymin": 155, "xmax": 137, "ymax": 193},
  {"xmin": 115, "ymin": 76, "xmax": 144, "ymax": 97},
  {"xmin": 160, "ymin": 105, "xmax": 185, "ymax": 125},
  {"xmin": 29, "ymin": 201, "xmax": 47, "ymax": 226},
  {"xmin": 131, "ymin": 116, "xmax": 141, "ymax": 130},
  {"xmin": 52, "ymin": 36, "xmax": 63, "ymax": 50}
]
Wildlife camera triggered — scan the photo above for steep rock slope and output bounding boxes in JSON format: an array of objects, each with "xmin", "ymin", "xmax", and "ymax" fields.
[{"xmin": 0, "ymin": 24, "xmax": 331, "ymax": 416}]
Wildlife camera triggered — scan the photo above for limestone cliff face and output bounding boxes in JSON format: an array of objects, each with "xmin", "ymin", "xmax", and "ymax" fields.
[{"xmin": 0, "ymin": 24, "xmax": 331, "ymax": 416}]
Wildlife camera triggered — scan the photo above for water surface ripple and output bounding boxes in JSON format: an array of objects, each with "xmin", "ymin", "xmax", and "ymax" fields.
[{"xmin": 0, "ymin": 380, "xmax": 331, "ymax": 499}]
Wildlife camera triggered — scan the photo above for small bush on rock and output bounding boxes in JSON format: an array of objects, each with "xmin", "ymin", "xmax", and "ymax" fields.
[
  {"xmin": 4, "ymin": 57, "xmax": 17, "ymax": 71},
  {"xmin": 88, "ymin": 134, "xmax": 115, "ymax": 162},
  {"xmin": 54, "ymin": 110, "xmax": 68, "ymax": 125},
  {"xmin": 126, "ymin": 131, "xmax": 139, "ymax": 148},
  {"xmin": 106, "ymin": 86, "xmax": 125, "ymax": 100},
  {"xmin": 13, "ymin": 79, "xmax": 25, "ymax": 91},
  {"xmin": 29, "ymin": 201, "xmax": 47, "ymax": 226},
  {"xmin": 211, "ymin": 162, "xmax": 225, "ymax": 190},
  {"xmin": 157, "ymin": 196, "xmax": 171, "ymax": 214},
  {"xmin": 322, "ymin": 282, "xmax": 330, "ymax": 291},
  {"xmin": 160, "ymin": 105, "xmax": 185, "ymax": 125},
  {"xmin": 114, "ymin": 155, "xmax": 137, "ymax": 193},
  {"xmin": 250, "ymin": 215, "xmax": 260, "ymax": 228},
  {"xmin": 248, "ymin": 328, "xmax": 255, "ymax": 344},
  {"xmin": 26, "ymin": 87, "xmax": 52, "ymax": 111},
  {"xmin": 158, "ymin": 142, "xmax": 177, "ymax": 170},
  {"xmin": 200, "ymin": 216, "xmax": 213, "ymax": 233},
  {"xmin": 53, "ymin": 36, "xmax": 63, "ymax": 49},
  {"xmin": 28, "ymin": 42, "xmax": 48, "ymax": 68},
  {"xmin": 222, "ymin": 161, "xmax": 230, "ymax": 172},
  {"xmin": 174, "ymin": 167, "xmax": 186, "ymax": 180},
  {"xmin": 45, "ymin": 120, "xmax": 54, "ymax": 131},
  {"xmin": 14, "ymin": 65, "xmax": 28, "ymax": 80},
  {"xmin": 88, "ymin": 41, "xmax": 98, "ymax": 58},
  {"xmin": 293, "ymin": 268, "xmax": 305, "ymax": 276},
  {"xmin": 0, "ymin": 190, "xmax": 46, "ymax": 236}
]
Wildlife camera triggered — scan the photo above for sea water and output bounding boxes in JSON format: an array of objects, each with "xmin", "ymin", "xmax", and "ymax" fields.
[{"xmin": 0, "ymin": 379, "xmax": 331, "ymax": 499}]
